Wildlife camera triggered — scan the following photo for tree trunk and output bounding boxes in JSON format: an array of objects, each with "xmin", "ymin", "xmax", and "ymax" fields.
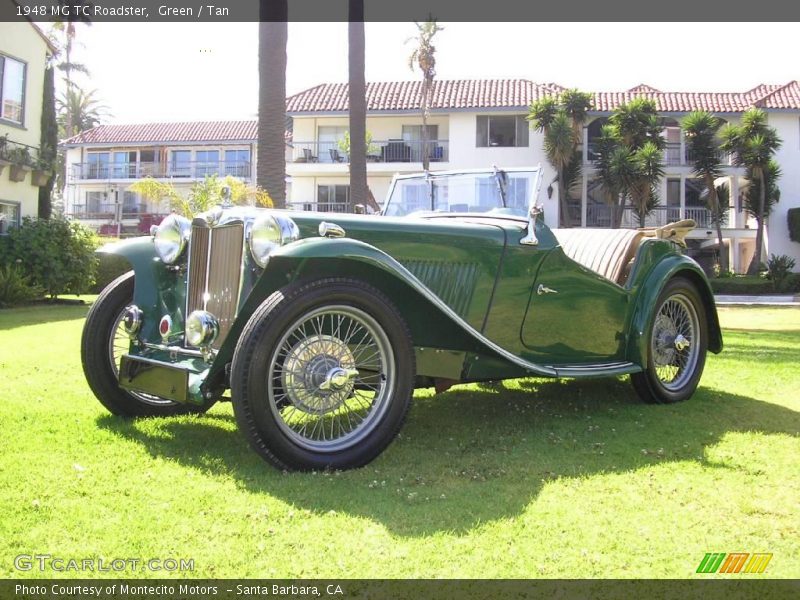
[
  {"xmin": 421, "ymin": 77, "xmax": 430, "ymax": 171},
  {"xmin": 557, "ymin": 176, "xmax": 569, "ymax": 227},
  {"xmin": 705, "ymin": 175, "xmax": 727, "ymax": 273},
  {"xmin": 257, "ymin": 10, "xmax": 288, "ymax": 208},
  {"xmin": 65, "ymin": 27, "xmax": 74, "ymax": 140},
  {"xmin": 747, "ymin": 170, "xmax": 767, "ymax": 275},
  {"xmin": 348, "ymin": 6, "xmax": 367, "ymax": 211}
]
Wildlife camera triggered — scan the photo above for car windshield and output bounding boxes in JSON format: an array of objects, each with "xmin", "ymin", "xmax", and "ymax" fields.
[{"xmin": 383, "ymin": 169, "xmax": 540, "ymax": 218}]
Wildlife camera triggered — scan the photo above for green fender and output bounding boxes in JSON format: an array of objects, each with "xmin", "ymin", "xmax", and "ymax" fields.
[
  {"xmin": 207, "ymin": 236, "xmax": 556, "ymax": 385},
  {"xmin": 626, "ymin": 253, "xmax": 723, "ymax": 367},
  {"xmin": 96, "ymin": 236, "xmax": 186, "ymax": 343}
]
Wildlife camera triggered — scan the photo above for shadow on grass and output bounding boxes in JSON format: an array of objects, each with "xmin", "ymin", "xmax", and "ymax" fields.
[
  {"xmin": 97, "ymin": 375, "xmax": 800, "ymax": 538},
  {"xmin": 0, "ymin": 302, "xmax": 91, "ymax": 331}
]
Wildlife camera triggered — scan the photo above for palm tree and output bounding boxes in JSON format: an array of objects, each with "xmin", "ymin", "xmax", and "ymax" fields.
[
  {"xmin": 56, "ymin": 88, "xmax": 109, "ymax": 135},
  {"xmin": 683, "ymin": 111, "xmax": 727, "ymax": 271},
  {"xmin": 720, "ymin": 108, "xmax": 782, "ymax": 274},
  {"xmin": 528, "ymin": 90, "xmax": 592, "ymax": 227},
  {"xmin": 348, "ymin": 1, "xmax": 367, "ymax": 210},
  {"xmin": 595, "ymin": 99, "xmax": 665, "ymax": 228},
  {"xmin": 407, "ymin": 18, "xmax": 444, "ymax": 171},
  {"xmin": 49, "ymin": 9, "xmax": 92, "ymax": 140},
  {"xmin": 257, "ymin": 2, "xmax": 288, "ymax": 208}
]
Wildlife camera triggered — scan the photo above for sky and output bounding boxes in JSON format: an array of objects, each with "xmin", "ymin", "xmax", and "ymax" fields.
[{"xmin": 51, "ymin": 21, "xmax": 800, "ymax": 124}]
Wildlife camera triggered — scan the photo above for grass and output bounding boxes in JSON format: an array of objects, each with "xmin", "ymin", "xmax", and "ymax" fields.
[{"xmin": 0, "ymin": 303, "xmax": 798, "ymax": 579}]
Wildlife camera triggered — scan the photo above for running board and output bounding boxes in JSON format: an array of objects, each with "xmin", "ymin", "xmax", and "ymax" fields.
[{"xmin": 551, "ymin": 361, "xmax": 641, "ymax": 378}]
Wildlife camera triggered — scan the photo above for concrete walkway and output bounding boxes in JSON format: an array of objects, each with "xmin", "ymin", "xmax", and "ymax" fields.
[{"xmin": 715, "ymin": 294, "xmax": 800, "ymax": 306}]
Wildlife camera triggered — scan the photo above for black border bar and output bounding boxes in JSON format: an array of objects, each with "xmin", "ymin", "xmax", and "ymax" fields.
[{"xmin": 3, "ymin": 0, "xmax": 800, "ymax": 22}]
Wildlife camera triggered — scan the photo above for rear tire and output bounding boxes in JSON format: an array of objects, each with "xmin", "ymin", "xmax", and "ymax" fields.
[
  {"xmin": 231, "ymin": 278, "xmax": 415, "ymax": 471},
  {"xmin": 631, "ymin": 277, "xmax": 708, "ymax": 404},
  {"xmin": 81, "ymin": 272, "xmax": 214, "ymax": 417}
]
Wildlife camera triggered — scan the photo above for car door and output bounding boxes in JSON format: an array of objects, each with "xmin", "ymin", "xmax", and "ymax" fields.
[{"xmin": 520, "ymin": 248, "xmax": 630, "ymax": 363}]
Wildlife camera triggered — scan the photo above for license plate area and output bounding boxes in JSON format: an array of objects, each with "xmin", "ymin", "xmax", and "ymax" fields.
[{"xmin": 119, "ymin": 354, "xmax": 190, "ymax": 403}]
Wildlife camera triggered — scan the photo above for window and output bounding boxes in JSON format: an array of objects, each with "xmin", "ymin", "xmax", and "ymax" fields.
[
  {"xmin": 402, "ymin": 125, "xmax": 438, "ymax": 161},
  {"xmin": 112, "ymin": 151, "xmax": 136, "ymax": 178},
  {"xmin": 224, "ymin": 149, "xmax": 251, "ymax": 177},
  {"xmin": 86, "ymin": 191, "xmax": 109, "ymax": 215},
  {"xmin": 170, "ymin": 150, "xmax": 191, "ymax": 177},
  {"xmin": 476, "ymin": 115, "xmax": 529, "ymax": 147},
  {"xmin": 195, "ymin": 150, "xmax": 220, "ymax": 176},
  {"xmin": 0, "ymin": 201, "xmax": 20, "ymax": 234},
  {"xmin": 316, "ymin": 185, "xmax": 350, "ymax": 212},
  {"xmin": 318, "ymin": 126, "xmax": 348, "ymax": 163},
  {"xmin": 86, "ymin": 152, "xmax": 110, "ymax": 179},
  {"xmin": 0, "ymin": 55, "xmax": 26, "ymax": 124}
]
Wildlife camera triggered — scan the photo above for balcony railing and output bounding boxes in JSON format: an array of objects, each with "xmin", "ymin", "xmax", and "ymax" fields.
[
  {"xmin": 287, "ymin": 199, "xmax": 352, "ymax": 213},
  {"xmin": 71, "ymin": 161, "xmax": 252, "ymax": 180},
  {"xmin": 291, "ymin": 140, "xmax": 450, "ymax": 164},
  {"xmin": 586, "ymin": 143, "xmax": 733, "ymax": 167},
  {"xmin": 585, "ymin": 204, "xmax": 712, "ymax": 228}
]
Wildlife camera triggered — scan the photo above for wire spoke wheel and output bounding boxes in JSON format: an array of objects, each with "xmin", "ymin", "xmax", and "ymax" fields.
[
  {"xmin": 631, "ymin": 277, "xmax": 708, "ymax": 405},
  {"xmin": 268, "ymin": 306, "xmax": 395, "ymax": 453},
  {"xmin": 650, "ymin": 293, "xmax": 699, "ymax": 391}
]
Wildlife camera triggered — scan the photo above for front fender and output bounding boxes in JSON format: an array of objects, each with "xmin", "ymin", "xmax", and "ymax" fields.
[
  {"xmin": 208, "ymin": 236, "xmax": 557, "ymax": 384},
  {"xmin": 627, "ymin": 253, "xmax": 723, "ymax": 367},
  {"xmin": 96, "ymin": 236, "xmax": 185, "ymax": 343}
]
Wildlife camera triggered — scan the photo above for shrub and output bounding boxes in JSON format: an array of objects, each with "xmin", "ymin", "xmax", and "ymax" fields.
[
  {"xmin": 788, "ymin": 207, "xmax": 800, "ymax": 243},
  {"xmin": 93, "ymin": 252, "xmax": 132, "ymax": 293},
  {"xmin": 709, "ymin": 276, "xmax": 774, "ymax": 295},
  {"xmin": 1, "ymin": 218, "xmax": 98, "ymax": 298},
  {"xmin": 766, "ymin": 254, "xmax": 796, "ymax": 292},
  {"xmin": 0, "ymin": 263, "xmax": 43, "ymax": 308}
]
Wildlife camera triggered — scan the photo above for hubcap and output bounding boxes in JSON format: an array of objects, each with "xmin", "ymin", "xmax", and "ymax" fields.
[
  {"xmin": 268, "ymin": 306, "xmax": 394, "ymax": 452},
  {"xmin": 651, "ymin": 293, "xmax": 700, "ymax": 391}
]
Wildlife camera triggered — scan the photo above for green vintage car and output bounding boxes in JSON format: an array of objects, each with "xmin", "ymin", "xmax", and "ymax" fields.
[{"xmin": 82, "ymin": 167, "xmax": 722, "ymax": 471}]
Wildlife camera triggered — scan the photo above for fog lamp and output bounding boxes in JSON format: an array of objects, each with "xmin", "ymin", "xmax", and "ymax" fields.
[{"xmin": 186, "ymin": 310, "xmax": 220, "ymax": 347}]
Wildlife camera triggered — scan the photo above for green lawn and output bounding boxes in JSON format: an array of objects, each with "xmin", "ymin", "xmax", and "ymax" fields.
[{"xmin": 0, "ymin": 303, "xmax": 798, "ymax": 579}]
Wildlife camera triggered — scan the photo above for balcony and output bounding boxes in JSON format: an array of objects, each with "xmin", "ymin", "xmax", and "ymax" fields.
[
  {"xmin": 290, "ymin": 140, "xmax": 450, "ymax": 164},
  {"xmin": 71, "ymin": 161, "xmax": 252, "ymax": 181},
  {"xmin": 585, "ymin": 205, "xmax": 714, "ymax": 228},
  {"xmin": 586, "ymin": 143, "xmax": 733, "ymax": 168}
]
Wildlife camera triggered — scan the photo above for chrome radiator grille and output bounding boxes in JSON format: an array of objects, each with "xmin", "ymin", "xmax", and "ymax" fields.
[{"xmin": 186, "ymin": 223, "xmax": 244, "ymax": 349}]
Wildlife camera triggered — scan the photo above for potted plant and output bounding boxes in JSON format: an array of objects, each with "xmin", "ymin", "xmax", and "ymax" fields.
[
  {"xmin": 30, "ymin": 156, "xmax": 53, "ymax": 187},
  {"xmin": 8, "ymin": 147, "xmax": 33, "ymax": 182}
]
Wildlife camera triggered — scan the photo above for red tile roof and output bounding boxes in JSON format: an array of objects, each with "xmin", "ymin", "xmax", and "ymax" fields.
[
  {"xmin": 286, "ymin": 79, "xmax": 553, "ymax": 113},
  {"xmin": 62, "ymin": 80, "xmax": 800, "ymax": 147},
  {"xmin": 62, "ymin": 121, "xmax": 260, "ymax": 146},
  {"xmin": 286, "ymin": 79, "xmax": 800, "ymax": 114}
]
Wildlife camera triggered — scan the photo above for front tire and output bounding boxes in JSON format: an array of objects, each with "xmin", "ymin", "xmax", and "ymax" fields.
[
  {"xmin": 231, "ymin": 278, "xmax": 415, "ymax": 471},
  {"xmin": 81, "ymin": 272, "xmax": 213, "ymax": 417},
  {"xmin": 631, "ymin": 277, "xmax": 708, "ymax": 404}
]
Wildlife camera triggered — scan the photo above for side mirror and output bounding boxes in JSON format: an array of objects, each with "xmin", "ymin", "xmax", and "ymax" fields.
[{"xmin": 520, "ymin": 204, "xmax": 544, "ymax": 246}]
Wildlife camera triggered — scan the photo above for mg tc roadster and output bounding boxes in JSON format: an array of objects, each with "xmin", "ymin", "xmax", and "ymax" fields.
[{"xmin": 82, "ymin": 167, "xmax": 722, "ymax": 471}]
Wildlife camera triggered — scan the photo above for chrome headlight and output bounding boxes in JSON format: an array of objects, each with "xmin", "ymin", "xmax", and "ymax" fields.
[
  {"xmin": 153, "ymin": 214, "xmax": 191, "ymax": 264},
  {"xmin": 186, "ymin": 310, "xmax": 219, "ymax": 347},
  {"xmin": 249, "ymin": 214, "xmax": 299, "ymax": 268}
]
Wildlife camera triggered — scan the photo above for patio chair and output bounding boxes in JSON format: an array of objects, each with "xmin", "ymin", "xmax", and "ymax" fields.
[
  {"xmin": 329, "ymin": 148, "xmax": 345, "ymax": 163},
  {"xmin": 302, "ymin": 148, "xmax": 318, "ymax": 163}
]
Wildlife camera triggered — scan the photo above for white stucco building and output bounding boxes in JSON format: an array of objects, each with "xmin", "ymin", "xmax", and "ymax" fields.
[{"xmin": 61, "ymin": 79, "xmax": 800, "ymax": 272}]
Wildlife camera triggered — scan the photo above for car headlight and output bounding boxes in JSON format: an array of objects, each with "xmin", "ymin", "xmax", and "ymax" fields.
[
  {"xmin": 153, "ymin": 214, "xmax": 191, "ymax": 264},
  {"xmin": 249, "ymin": 214, "xmax": 299, "ymax": 268}
]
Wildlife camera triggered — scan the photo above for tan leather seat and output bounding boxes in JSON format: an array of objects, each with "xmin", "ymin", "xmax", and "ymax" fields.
[{"xmin": 550, "ymin": 228, "xmax": 645, "ymax": 285}]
